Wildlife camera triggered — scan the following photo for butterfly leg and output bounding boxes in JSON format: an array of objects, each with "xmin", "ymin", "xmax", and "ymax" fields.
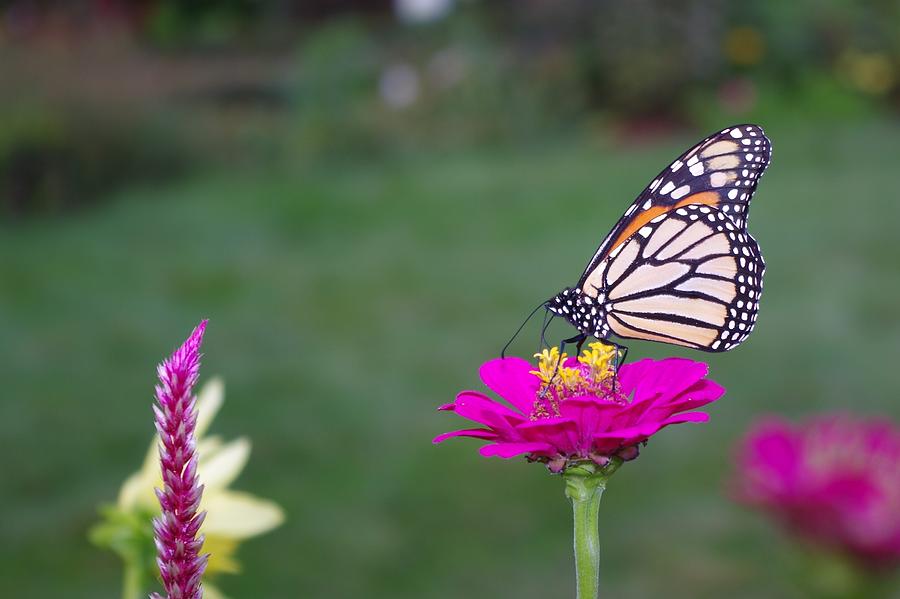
[
  {"xmin": 557, "ymin": 332, "xmax": 588, "ymax": 375},
  {"xmin": 562, "ymin": 333, "xmax": 588, "ymax": 356},
  {"xmin": 611, "ymin": 342, "xmax": 628, "ymax": 392},
  {"xmin": 614, "ymin": 343, "xmax": 629, "ymax": 371},
  {"xmin": 593, "ymin": 338, "xmax": 627, "ymax": 372},
  {"xmin": 575, "ymin": 335, "xmax": 588, "ymax": 356},
  {"xmin": 593, "ymin": 338, "xmax": 628, "ymax": 391}
]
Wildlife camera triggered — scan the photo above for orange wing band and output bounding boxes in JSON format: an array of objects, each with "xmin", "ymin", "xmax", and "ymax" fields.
[{"xmin": 603, "ymin": 191, "xmax": 719, "ymax": 260}]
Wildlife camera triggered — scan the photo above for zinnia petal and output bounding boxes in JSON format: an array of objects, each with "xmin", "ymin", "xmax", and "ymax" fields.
[
  {"xmin": 620, "ymin": 379, "xmax": 726, "ymax": 424},
  {"xmin": 433, "ymin": 428, "xmax": 498, "ymax": 444},
  {"xmin": 479, "ymin": 441, "xmax": 556, "ymax": 459},
  {"xmin": 479, "ymin": 357, "xmax": 541, "ymax": 414},
  {"xmin": 619, "ymin": 357, "xmax": 709, "ymax": 403},
  {"xmin": 558, "ymin": 396, "xmax": 622, "ymax": 436},
  {"xmin": 450, "ymin": 391, "xmax": 526, "ymax": 432},
  {"xmin": 660, "ymin": 379, "xmax": 726, "ymax": 411},
  {"xmin": 593, "ymin": 412, "xmax": 709, "ymax": 449},
  {"xmin": 517, "ymin": 417, "xmax": 580, "ymax": 453}
]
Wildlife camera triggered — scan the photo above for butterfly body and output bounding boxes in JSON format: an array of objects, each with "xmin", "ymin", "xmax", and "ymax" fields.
[{"xmin": 547, "ymin": 124, "xmax": 771, "ymax": 352}]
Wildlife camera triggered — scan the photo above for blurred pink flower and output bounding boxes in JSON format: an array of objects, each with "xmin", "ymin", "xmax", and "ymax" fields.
[
  {"xmin": 434, "ymin": 345, "xmax": 725, "ymax": 472},
  {"xmin": 734, "ymin": 415, "xmax": 900, "ymax": 568}
]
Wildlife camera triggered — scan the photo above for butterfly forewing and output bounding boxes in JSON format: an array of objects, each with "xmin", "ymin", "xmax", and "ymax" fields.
[{"xmin": 578, "ymin": 124, "xmax": 771, "ymax": 286}]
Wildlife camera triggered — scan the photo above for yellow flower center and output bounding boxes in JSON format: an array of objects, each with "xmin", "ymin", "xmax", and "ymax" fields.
[{"xmin": 529, "ymin": 342, "xmax": 624, "ymax": 419}]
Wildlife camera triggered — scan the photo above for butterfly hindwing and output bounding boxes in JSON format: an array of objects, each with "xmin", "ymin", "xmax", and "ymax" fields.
[{"xmin": 580, "ymin": 204, "xmax": 764, "ymax": 352}]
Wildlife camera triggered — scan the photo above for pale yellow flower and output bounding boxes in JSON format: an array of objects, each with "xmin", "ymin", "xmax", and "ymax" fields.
[{"xmin": 94, "ymin": 378, "xmax": 284, "ymax": 599}]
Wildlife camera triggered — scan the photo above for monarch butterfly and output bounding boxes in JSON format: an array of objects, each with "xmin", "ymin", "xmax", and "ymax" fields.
[{"xmin": 545, "ymin": 124, "xmax": 771, "ymax": 353}]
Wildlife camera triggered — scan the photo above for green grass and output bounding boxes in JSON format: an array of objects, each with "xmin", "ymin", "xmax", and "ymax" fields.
[{"xmin": 2, "ymin": 119, "xmax": 900, "ymax": 598}]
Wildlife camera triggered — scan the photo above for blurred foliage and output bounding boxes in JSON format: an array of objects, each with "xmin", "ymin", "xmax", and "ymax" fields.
[
  {"xmin": 285, "ymin": 0, "xmax": 900, "ymax": 155},
  {"xmin": 144, "ymin": 1, "xmax": 249, "ymax": 49},
  {"xmin": 0, "ymin": 104, "xmax": 192, "ymax": 217},
  {"xmin": 1, "ymin": 0, "xmax": 898, "ymax": 217},
  {"xmin": 289, "ymin": 15, "xmax": 586, "ymax": 158}
]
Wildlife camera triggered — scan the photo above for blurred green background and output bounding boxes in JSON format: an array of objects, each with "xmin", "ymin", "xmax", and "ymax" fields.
[{"xmin": 2, "ymin": 0, "xmax": 900, "ymax": 597}]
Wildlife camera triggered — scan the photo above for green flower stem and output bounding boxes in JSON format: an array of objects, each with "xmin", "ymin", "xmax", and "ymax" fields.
[
  {"xmin": 563, "ymin": 460, "xmax": 622, "ymax": 599},
  {"xmin": 122, "ymin": 561, "xmax": 143, "ymax": 599}
]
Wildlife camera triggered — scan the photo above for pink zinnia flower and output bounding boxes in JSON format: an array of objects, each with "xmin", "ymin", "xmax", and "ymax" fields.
[
  {"xmin": 150, "ymin": 320, "xmax": 209, "ymax": 599},
  {"xmin": 734, "ymin": 415, "xmax": 900, "ymax": 569},
  {"xmin": 434, "ymin": 343, "xmax": 725, "ymax": 472}
]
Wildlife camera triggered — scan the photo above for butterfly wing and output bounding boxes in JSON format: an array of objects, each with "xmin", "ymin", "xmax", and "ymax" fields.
[
  {"xmin": 583, "ymin": 204, "xmax": 764, "ymax": 352},
  {"xmin": 578, "ymin": 124, "xmax": 771, "ymax": 288}
]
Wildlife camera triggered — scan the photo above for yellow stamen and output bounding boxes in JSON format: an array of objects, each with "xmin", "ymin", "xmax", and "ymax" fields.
[
  {"xmin": 530, "ymin": 346, "xmax": 585, "ymax": 399},
  {"xmin": 578, "ymin": 341, "xmax": 618, "ymax": 382},
  {"xmin": 530, "ymin": 347, "xmax": 566, "ymax": 384}
]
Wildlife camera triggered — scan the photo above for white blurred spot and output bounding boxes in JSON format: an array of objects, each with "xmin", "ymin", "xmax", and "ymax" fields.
[
  {"xmin": 379, "ymin": 63, "xmax": 420, "ymax": 109},
  {"xmin": 395, "ymin": 0, "xmax": 455, "ymax": 24}
]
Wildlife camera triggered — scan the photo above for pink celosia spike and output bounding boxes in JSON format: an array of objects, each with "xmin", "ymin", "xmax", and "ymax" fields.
[{"xmin": 150, "ymin": 320, "xmax": 209, "ymax": 599}]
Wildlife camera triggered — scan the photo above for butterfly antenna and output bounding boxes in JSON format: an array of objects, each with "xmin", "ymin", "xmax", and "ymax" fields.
[
  {"xmin": 539, "ymin": 309, "xmax": 553, "ymax": 349},
  {"xmin": 501, "ymin": 299, "xmax": 551, "ymax": 359}
]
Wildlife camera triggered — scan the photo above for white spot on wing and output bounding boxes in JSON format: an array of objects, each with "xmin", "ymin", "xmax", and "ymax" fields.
[
  {"xmin": 659, "ymin": 181, "xmax": 676, "ymax": 195},
  {"xmin": 670, "ymin": 185, "xmax": 691, "ymax": 200},
  {"xmin": 710, "ymin": 172, "xmax": 728, "ymax": 187}
]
